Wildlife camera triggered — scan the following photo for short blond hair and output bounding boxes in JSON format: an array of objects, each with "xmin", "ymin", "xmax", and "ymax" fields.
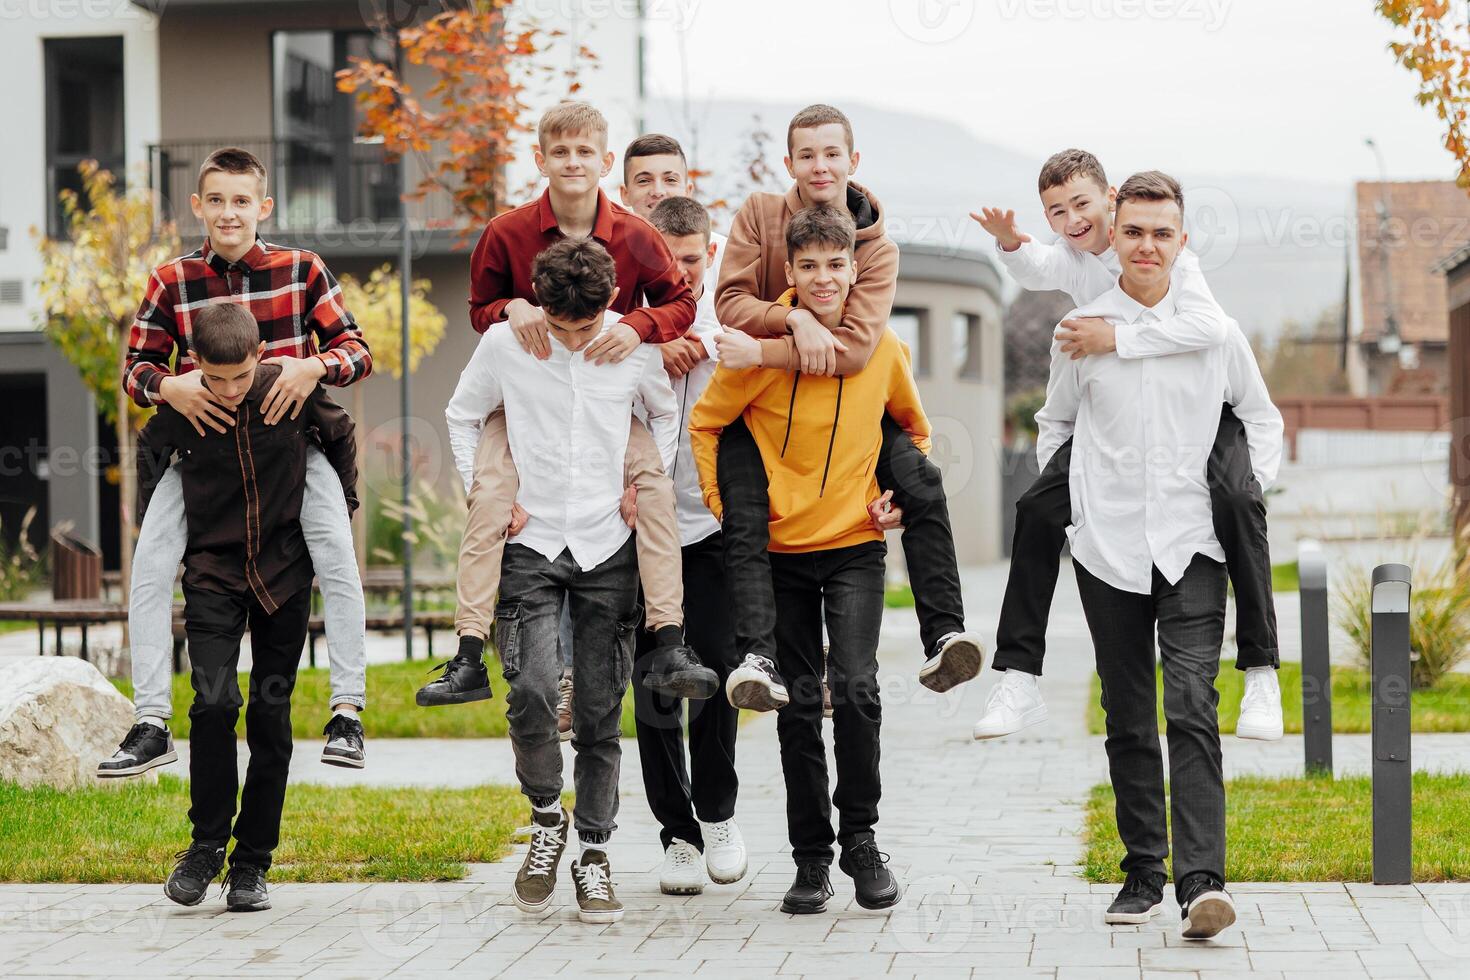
[
  {"xmin": 787, "ymin": 104, "xmax": 854, "ymax": 155},
  {"xmin": 538, "ymin": 101, "xmax": 609, "ymax": 149}
]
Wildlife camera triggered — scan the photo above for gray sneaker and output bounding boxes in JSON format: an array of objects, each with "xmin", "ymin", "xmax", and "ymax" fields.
[
  {"xmin": 571, "ymin": 849, "xmax": 624, "ymax": 923},
  {"xmin": 513, "ymin": 808, "xmax": 569, "ymax": 913}
]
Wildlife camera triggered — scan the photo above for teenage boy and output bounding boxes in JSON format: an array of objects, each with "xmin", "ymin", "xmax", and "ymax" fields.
[
  {"xmin": 634, "ymin": 195, "xmax": 748, "ymax": 896},
  {"xmin": 970, "ymin": 148, "xmax": 1284, "ymax": 742},
  {"xmin": 692, "ymin": 206, "xmax": 923, "ymax": 914},
  {"xmin": 712, "ymin": 104, "xmax": 983, "ymax": 710},
  {"xmin": 1036, "ymin": 172, "xmax": 1282, "ymax": 938},
  {"xmin": 144, "ymin": 304, "xmax": 359, "ymax": 912},
  {"xmin": 446, "ymin": 237, "xmax": 677, "ymax": 924},
  {"xmin": 423, "ymin": 102, "xmax": 716, "ymax": 709},
  {"xmin": 100, "ymin": 147, "xmax": 370, "ymax": 778}
]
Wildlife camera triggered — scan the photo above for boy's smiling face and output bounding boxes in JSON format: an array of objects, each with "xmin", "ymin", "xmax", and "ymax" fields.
[
  {"xmin": 1111, "ymin": 197, "xmax": 1186, "ymax": 294},
  {"xmin": 191, "ymin": 172, "xmax": 272, "ymax": 262},
  {"xmin": 785, "ymin": 123, "xmax": 859, "ymax": 208},
  {"xmin": 536, "ymin": 129, "xmax": 613, "ymax": 197},
  {"xmin": 1040, "ymin": 174, "xmax": 1114, "ymax": 256},
  {"xmin": 784, "ymin": 244, "xmax": 855, "ymax": 320},
  {"xmin": 621, "ymin": 152, "xmax": 692, "ymax": 219}
]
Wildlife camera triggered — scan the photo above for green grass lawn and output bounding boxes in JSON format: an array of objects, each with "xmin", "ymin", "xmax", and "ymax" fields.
[
  {"xmin": 1082, "ymin": 772, "xmax": 1470, "ymax": 882},
  {"xmin": 1086, "ymin": 662, "xmax": 1470, "ymax": 735},
  {"xmin": 1271, "ymin": 560, "xmax": 1300, "ymax": 593},
  {"xmin": 113, "ymin": 658, "xmax": 637, "ymax": 741},
  {"xmin": 884, "ymin": 583, "xmax": 915, "ymax": 608},
  {"xmin": 0, "ymin": 775, "xmax": 538, "ymax": 882},
  {"xmin": 0, "ymin": 620, "xmax": 30, "ymax": 635}
]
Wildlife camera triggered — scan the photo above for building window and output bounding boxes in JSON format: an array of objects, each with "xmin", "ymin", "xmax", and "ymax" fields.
[
  {"xmin": 953, "ymin": 312, "xmax": 984, "ymax": 380},
  {"xmin": 891, "ymin": 307, "xmax": 931, "ymax": 377},
  {"xmin": 44, "ymin": 37, "xmax": 125, "ymax": 238}
]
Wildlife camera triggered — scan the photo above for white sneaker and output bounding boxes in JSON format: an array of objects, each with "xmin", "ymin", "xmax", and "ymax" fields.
[
  {"xmin": 659, "ymin": 838, "xmax": 706, "ymax": 895},
  {"xmin": 726, "ymin": 653, "xmax": 789, "ymax": 711},
  {"xmin": 972, "ymin": 670, "xmax": 1049, "ymax": 740},
  {"xmin": 698, "ymin": 817, "xmax": 748, "ymax": 884},
  {"xmin": 1235, "ymin": 667, "xmax": 1284, "ymax": 741}
]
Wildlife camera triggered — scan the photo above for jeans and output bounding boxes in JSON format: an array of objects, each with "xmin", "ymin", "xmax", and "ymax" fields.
[
  {"xmin": 633, "ymin": 531, "xmax": 741, "ymax": 851},
  {"xmin": 496, "ymin": 537, "xmax": 640, "ymax": 839},
  {"xmin": 770, "ymin": 540, "xmax": 887, "ymax": 866},
  {"xmin": 718, "ymin": 415, "xmax": 965, "ymax": 661},
  {"xmin": 557, "ymin": 595, "xmax": 573, "ymax": 672},
  {"xmin": 183, "ymin": 584, "xmax": 310, "ymax": 871},
  {"xmin": 994, "ymin": 405, "xmax": 1277, "ymax": 675},
  {"xmin": 1076, "ymin": 554, "xmax": 1228, "ymax": 900},
  {"xmin": 129, "ymin": 446, "xmax": 366, "ymax": 719}
]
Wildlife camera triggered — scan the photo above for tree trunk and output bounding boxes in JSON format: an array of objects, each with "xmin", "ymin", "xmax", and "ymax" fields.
[
  {"xmin": 115, "ymin": 354, "xmax": 135, "ymax": 647},
  {"xmin": 353, "ymin": 385, "xmax": 368, "ymax": 577}
]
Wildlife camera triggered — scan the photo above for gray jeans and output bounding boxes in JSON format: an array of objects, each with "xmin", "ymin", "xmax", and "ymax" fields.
[
  {"xmin": 496, "ymin": 537, "xmax": 639, "ymax": 839},
  {"xmin": 128, "ymin": 445, "xmax": 367, "ymax": 720}
]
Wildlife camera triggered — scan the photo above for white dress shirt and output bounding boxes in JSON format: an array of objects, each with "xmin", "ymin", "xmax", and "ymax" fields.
[
  {"xmin": 1034, "ymin": 281, "xmax": 1284, "ymax": 595},
  {"xmin": 445, "ymin": 311, "xmax": 679, "ymax": 572},
  {"xmin": 668, "ymin": 231, "xmax": 725, "ymax": 547},
  {"xmin": 995, "ymin": 239, "xmax": 1230, "ymax": 357}
]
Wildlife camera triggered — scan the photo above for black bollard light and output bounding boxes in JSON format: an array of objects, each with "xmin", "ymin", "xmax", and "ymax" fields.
[{"xmin": 1370, "ymin": 562, "xmax": 1412, "ymax": 886}]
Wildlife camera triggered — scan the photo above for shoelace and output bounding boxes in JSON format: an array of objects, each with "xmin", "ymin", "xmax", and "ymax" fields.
[
  {"xmin": 115, "ymin": 724, "xmax": 152, "ymax": 758},
  {"xmin": 1239, "ymin": 673, "xmax": 1274, "ymax": 711},
  {"xmin": 987, "ymin": 675, "xmax": 1034, "ymax": 715},
  {"xmin": 323, "ymin": 715, "xmax": 362, "ymax": 741},
  {"xmin": 222, "ymin": 863, "xmax": 264, "ymax": 895},
  {"xmin": 557, "ymin": 677, "xmax": 574, "ymax": 712},
  {"xmin": 795, "ymin": 863, "xmax": 834, "ymax": 896},
  {"xmin": 173, "ymin": 845, "xmax": 221, "ymax": 881},
  {"xmin": 845, "ymin": 841, "xmax": 890, "ymax": 873},
  {"xmin": 575, "ymin": 859, "xmax": 613, "ymax": 901},
  {"xmin": 703, "ymin": 821, "xmax": 734, "ymax": 849},
  {"xmin": 667, "ymin": 844, "xmax": 699, "ymax": 870},
  {"xmin": 515, "ymin": 821, "xmax": 565, "ymax": 878},
  {"xmin": 1118, "ymin": 870, "xmax": 1158, "ymax": 899},
  {"xmin": 746, "ymin": 654, "xmax": 779, "ymax": 678}
]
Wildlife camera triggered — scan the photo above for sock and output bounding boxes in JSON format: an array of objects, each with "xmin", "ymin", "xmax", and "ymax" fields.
[
  {"xmin": 653, "ymin": 624, "xmax": 684, "ymax": 649},
  {"xmin": 139, "ymin": 716, "xmax": 167, "ymax": 731},
  {"xmin": 579, "ymin": 832, "xmax": 610, "ymax": 860},
  {"xmin": 457, "ymin": 634, "xmax": 485, "ymax": 664},
  {"xmin": 531, "ymin": 797, "xmax": 562, "ymax": 818},
  {"xmin": 332, "ymin": 705, "xmax": 360, "ymax": 720},
  {"xmin": 1003, "ymin": 668, "xmax": 1039, "ymax": 688}
]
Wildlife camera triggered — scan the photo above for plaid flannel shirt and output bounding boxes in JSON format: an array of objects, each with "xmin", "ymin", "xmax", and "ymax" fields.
[{"xmin": 124, "ymin": 238, "xmax": 372, "ymax": 407}]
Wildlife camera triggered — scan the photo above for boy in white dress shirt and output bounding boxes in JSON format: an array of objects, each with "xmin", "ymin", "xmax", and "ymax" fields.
[
  {"xmin": 971, "ymin": 149, "xmax": 1284, "ymax": 743},
  {"xmin": 444, "ymin": 238, "xmax": 678, "ymax": 925},
  {"xmin": 1035, "ymin": 172, "xmax": 1283, "ymax": 939}
]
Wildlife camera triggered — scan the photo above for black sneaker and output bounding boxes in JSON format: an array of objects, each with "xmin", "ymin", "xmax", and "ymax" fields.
[
  {"xmin": 416, "ymin": 654, "xmax": 493, "ymax": 707},
  {"xmin": 223, "ymin": 863, "xmax": 271, "ymax": 912},
  {"xmin": 918, "ymin": 631, "xmax": 986, "ymax": 693},
  {"xmin": 725, "ymin": 653, "xmax": 790, "ymax": 711},
  {"xmin": 321, "ymin": 714, "xmax": 366, "ymax": 768},
  {"xmin": 163, "ymin": 843, "xmax": 225, "ymax": 906},
  {"xmin": 1104, "ymin": 869, "xmax": 1166, "ymax": 924},
  {"xmin": 642, "ymin": 641, "xmax": 719, "ymax": 700},
  {"xmin": 97, "ymin": 723, "xmax": 178, "ymax": 778},
  {"xmin": 780, "ymin": 861, "xmax": 833, "ymax": 915},
  {"xmin": 1178, "ymin": 872, "xmax": 1236, "ymax": 939},
  {"xmin": 838, "ymin": 834, "xmax": 902, "ymax": 910}
]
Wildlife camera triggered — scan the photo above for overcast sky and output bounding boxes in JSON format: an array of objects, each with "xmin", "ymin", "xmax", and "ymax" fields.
[{"xmin": 640, "ymin": 0, "xmax": 1454, "ymax": 188}]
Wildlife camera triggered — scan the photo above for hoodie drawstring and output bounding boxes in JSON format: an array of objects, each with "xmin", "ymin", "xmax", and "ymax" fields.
[
  {"xmin": 819, "ymin": 377, "xmax": 843, "ymax": 497},
  {"xmin": 780, "ymin": 372, "xmax": 801, "ymax": 458}
]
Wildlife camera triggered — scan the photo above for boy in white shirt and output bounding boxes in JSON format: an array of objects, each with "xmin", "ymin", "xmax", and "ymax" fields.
[
  {"xmin": 1035, "ymin": 172, "xmax": 1283, "ymax": 938},
  {"xmin": 972, "ymin": 149, "xmax": 1283, "ymax": 742},
  {"xmin": 444, "ymin": 238, "xmax": 678, "ymax": 924}
]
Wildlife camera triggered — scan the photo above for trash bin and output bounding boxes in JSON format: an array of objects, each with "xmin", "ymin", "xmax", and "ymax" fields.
[{"xmin": 51, "ymin": 529, "xmax": 101, "ymax": 600}]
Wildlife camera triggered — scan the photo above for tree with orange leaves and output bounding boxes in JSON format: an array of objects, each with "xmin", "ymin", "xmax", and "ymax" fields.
[{"xmin": 1377, "ymin": 1, "xmax": 1470, "ymax": 187}]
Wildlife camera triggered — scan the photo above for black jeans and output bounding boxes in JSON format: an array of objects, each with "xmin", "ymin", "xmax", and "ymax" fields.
[
  {"xmin": 995, "ymin": 405, "xmax": 1278, "ymax": 675},
  {"xmin": 1075, "ymin": 555, "xmax": 1228, "ymax": 900},
  {"xmin": 496, "ymin": 538, "xmax": 641, "ymax": 839},
  {"xmin": 770, "ymin": 540, "xmax": 886, "ymax": 866},
  {"xmin": 633, "ymin": 531, "xmax": 741, "ymax": 851},
  {"xmin": 184, "ymin": 584, "xmax": 310, "ymax": 871},
  {"xmin": 717, "ymin": 415, "xmax": 964, "ymax": 660}
]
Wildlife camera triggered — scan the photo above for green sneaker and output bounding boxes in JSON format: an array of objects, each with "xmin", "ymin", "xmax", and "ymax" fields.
[
  {"xmin": 571, "ymin": 849, "xmax": 624, "ymax": 924},
  {"xmin": 513, "ymin": 808, "xmax": 569, "ymax": 913}
]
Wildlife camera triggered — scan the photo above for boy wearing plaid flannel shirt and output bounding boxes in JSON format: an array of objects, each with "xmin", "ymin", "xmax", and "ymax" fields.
[{"xmin": 98, "ymin": 147, "xmax": 373, "ymax": 777}]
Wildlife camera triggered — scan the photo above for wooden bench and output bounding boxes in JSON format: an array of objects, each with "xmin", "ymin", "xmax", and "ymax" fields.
[{"xmin": 168, "ymin": 610, "xmax": 457, "ymax": 669}]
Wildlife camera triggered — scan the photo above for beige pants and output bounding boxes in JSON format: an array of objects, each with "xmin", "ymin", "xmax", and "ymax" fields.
[{"xmin": 455, "ymin": 408, "xmax": 684, "ymax": 640}]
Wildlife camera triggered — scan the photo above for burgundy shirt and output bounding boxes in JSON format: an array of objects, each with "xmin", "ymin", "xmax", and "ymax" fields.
[{"xmin": 467, "ymin": 189, "xmax": 695, "ymax": 342}]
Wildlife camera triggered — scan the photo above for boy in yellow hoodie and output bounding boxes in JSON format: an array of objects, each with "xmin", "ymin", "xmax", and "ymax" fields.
[{"xmin": 690, "ymin": 206, "xmax": 928, "ymax": 915}]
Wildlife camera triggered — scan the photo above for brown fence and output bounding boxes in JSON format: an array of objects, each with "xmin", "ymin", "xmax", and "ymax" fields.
[{"xmin": 1276, "ymin": 396, "xmax": 1450, "ymax": 461}]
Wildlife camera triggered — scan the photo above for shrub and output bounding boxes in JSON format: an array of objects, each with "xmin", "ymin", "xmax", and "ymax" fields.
[
  {"xmin": 1334, "ymin": 547, "xmax": 1470, "ymax": 690},
  {"xmin": 0, "ymin": 508, "xmax": 41, "ymax": 601}
]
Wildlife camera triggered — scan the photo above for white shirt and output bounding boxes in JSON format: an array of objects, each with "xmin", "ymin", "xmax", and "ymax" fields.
[
  {"xmin": 445, "ymin": 311, "xmax": 679, "ymax": 571},
  {"xmin": 995, "ymin": 239, "xmax": 1230, "ymax": 357},
  {"xmin": 668, "ymin": 231, "xmax": 725, "ymax": 547},
  {"xmin": 1034, "ymin": 282, "xmax": 1284, "ymax": 595}
]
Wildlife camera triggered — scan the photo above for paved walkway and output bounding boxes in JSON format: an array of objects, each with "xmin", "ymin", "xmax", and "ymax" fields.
[{"xmin": 4, "ymin": 563, "xmax": 1469, "ymax": 978}]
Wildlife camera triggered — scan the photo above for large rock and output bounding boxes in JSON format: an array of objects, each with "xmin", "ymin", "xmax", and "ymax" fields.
[{"xmin": 0, "ymin": 655, "xmax": 144, "ymax": 789}]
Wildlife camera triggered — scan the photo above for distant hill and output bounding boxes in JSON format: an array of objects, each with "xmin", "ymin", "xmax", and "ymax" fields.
[{"xmin": 645, "ymin": 97, "xmax": 1347, "ymax": 340}]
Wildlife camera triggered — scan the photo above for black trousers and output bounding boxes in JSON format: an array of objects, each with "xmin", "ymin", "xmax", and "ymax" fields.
[
  {"xmin": 770, "ymin": 541, "xmax": 887, "ymax": 866},
  {"xmin": 995, "ymin": 405, "xmax": 1279, "ymax": 675},
  {"xmin": 1076, "ymin": 555, "xmax": 1228, "ymax": 899},
  {"xmin": 717, "ymin": 415, "xmax": 964, "ymax": 660},
  {"xmin": 633, "ymin": 531, "xmax": 742, "ymax": 851},
  {"xmin": 184, "ymin": 584, "xmax": 310, "ymax": 871}
]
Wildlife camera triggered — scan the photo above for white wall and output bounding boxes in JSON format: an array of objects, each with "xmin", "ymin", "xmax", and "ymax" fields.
[{"xmin": 0, "ymin": 3, "xmax": 161, "ymax": 331}]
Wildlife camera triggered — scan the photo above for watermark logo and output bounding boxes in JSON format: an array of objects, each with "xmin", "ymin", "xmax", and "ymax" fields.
[{"xmin": 889, "ymin": 0, "xmax": 976, "ymax": 44}]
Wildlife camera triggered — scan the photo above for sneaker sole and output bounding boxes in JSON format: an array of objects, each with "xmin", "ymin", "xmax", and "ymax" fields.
[
  {"xmin": 513, "ymin": 890, "xmax": 557, "ymax": 914},
  {"xmin": 972, "ymin": 703, "xmax": 1050, "ymax": 740},
  {"xmin": 727, "ymin": 677, "xmax": 789, "ymax": 712},
  {"xmin": 578, "ymin": 907, "xmax": 624, "ymax": 924},
  {"xmin": 226, "ymin": 897, "xmax": 272, "ymax": 912},
  {"xmin": 98, "ymin": 748, "xmax": 178, "ymax": 779},
  {"xmin": 708, "ymin": 860, "xmax": 748, "ymax": 885},
  {"xmin": 643, "ymin": 670, "xmax": 720, "ymax": 701},
  {"xmin": 320, "ymin": 750, "xmax": 366, "ymax": 769},
  {"xmin": 1104, "ymin": 901, "xmax": 1163, "ymax": 924},
  {"xmin": 660, "ymin": 881, "xmax": 705, "ymax": 895},
  {"xmin": 162, "ymin": 881, "xmax": 209, "ymax": 907},
  {"xmin": 780, "ymin": 895, "xmax": 828, "ymax": 914},
  {"xmin": 852, "ymin": 885, "xmax": 903, "ymax": 911},
  {"xmin": 1235, "ymin": 720, "xmax": 1284, "ymax": 741},
  {"xmin": 919, "ymin": 638, "xmax": 986, "ymax": 693},
  {"xmin": 416, "ymin": 687, "xmax": 493, "ymax": 707},
  {"xmin": 1181, "ymin": 894, "xmax": 1237, "ymax": 939}
]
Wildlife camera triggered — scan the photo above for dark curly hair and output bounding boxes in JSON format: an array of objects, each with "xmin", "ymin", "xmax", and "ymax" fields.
[{"xmin": 531, "ymin": 238, "xmax": 618, "ymax": 322}]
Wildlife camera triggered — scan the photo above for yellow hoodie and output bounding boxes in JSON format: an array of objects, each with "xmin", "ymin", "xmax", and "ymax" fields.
[{"xmin": 689, "ymin": 290, "xmax": 932, "ymax": 554}]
